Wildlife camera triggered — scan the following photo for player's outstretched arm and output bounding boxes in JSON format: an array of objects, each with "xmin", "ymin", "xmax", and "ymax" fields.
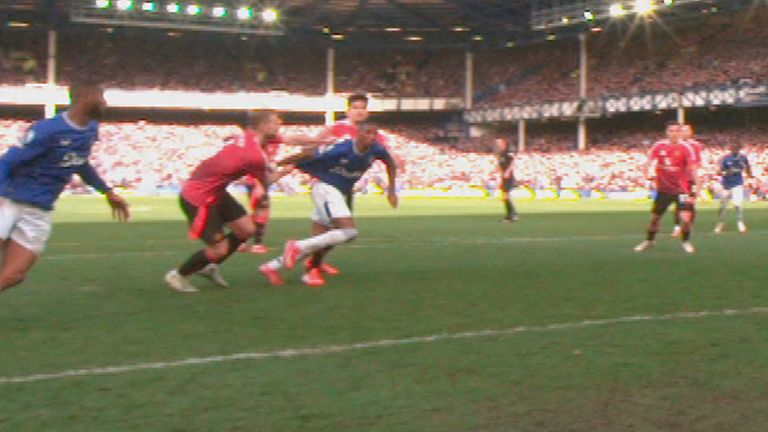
[
  {"xmin": 276, "ymin": 146, "xmax": 317, "ymax": 166},
  {"xmin": 78, "ymin": 163, "xmax": 130, "ymax": 222},
  {"xmin": 383, "ymin": 156, "xmax": 398, "ymax": 209}
]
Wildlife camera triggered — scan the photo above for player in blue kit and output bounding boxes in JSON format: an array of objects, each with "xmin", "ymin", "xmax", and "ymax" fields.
[
  {"xmin": 260, "ymin": 121, "xmax": 398, "ymax": 287},
  {"xmin": 0, "ymin": 81, "xmax": 130, "ymax": 293},
  {"xmin": 714, "ymin": 143, "xmax": 752, "ymax": 234}
]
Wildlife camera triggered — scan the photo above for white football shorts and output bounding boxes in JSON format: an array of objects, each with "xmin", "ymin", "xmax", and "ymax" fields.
[
  {"xmin": 0, "ymin": 198, "xmax": 53, "ymax": 254},
  {"xmin": 310, "ymin": 182, "xmax": 352, "ymax": 226},
  {"xmin": 723, "ymin": 185, "xmax": 745, "ymax": 207}
]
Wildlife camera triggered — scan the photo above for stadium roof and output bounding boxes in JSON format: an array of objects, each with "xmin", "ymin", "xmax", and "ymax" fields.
[{"xmin": 1, "ymin": 0, "xmax": 531, "ymax": 48}]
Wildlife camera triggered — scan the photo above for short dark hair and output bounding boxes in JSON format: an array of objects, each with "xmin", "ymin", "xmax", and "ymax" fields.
[
  {"xmin": 347, "ymin": 94, "xmax": 368, "ymax": 107},
  {"xmin": 248, "ymin": 110, "xmax": 277, "ymax": 128},
  {"xmin": 665, "ymin": 121, "xmax": 681, "ymax": 128},
  {"xmin": 69, "ymin": 79, "xmax": 103, "ymax": 102}
]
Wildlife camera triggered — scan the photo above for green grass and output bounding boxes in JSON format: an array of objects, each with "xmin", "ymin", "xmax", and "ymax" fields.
[{"xmin": 2, "ymin": 196, "xmax": 768, "ymax": 431}]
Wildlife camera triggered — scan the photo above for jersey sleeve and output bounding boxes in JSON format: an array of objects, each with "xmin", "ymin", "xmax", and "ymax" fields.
[
  {"xmin": 373, "ymin": 142, "xmax": 395, "ymax": 166},
  {"xmin": 78, "ymin": 162, "xmax": 112, "ymax": 193},
  {"xmin": 0, "ymin": 122, "xmax": 54, "ymax": 186}
]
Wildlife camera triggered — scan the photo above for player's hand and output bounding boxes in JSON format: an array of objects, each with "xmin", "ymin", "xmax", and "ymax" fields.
[
  {"xmin": 386, "ymin": 189, "xmax": 399, "ymax": 209},
  {"xmin": 106, "ymin": 191, "xmax": 130, "ymax": 222}
]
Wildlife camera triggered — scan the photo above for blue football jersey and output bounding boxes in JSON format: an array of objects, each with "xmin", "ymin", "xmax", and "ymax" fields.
[
  {"xmin": 297, "ymin": 139, "xmax": 393, "ymax": 195},
  {"xmin": 721, "ymin": 153, "xmax": 749, "ymax": 189},
  {"xmin": 0, "ymin": 112, "xmax": 110, "ymax": 210}
]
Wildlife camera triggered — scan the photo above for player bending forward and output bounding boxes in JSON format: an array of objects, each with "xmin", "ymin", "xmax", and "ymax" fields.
[
  {"xmin": 259, "ymin": 121, "xmax": 398, "ymax": 287},
  {"xmin": 165, "ymin": 111, "xmax": 293, "ymax": 293},
  {"xmin": 0, "ymin": 81, "xmax": 130, "ymax": 293},
  {"xmin": 635, "ymin": 122, "xmax": 699, "ymax": 254},
  {"xmin": 715, "ymin": 143, "xmax": 752, "ymax": 234}
]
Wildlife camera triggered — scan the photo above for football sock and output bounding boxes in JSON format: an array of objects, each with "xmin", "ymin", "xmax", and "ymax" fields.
[
  {"xmin": 178, "ymin": 250, "xmax": 212, "ymax": 276},
  {"xmin": 682, "ymin": 229, "xmax": 691, "ymax": 242},
  {"xmin": 308, "ymin": 246, "xmax": 333, "ymax": 268},
  {"xmin": 504, "ymin": 200, "xmax": 512, "ymax": 218},
  {"xmin": 297, "ymin": 229, "xmax": 358, "ymax": 255},
  {"xmin": 265, "ymin": 256, "xmax": 285, "ymax": 271},
  {"xmin": 253, "ymin": 222, "xmax": 266, "ymax": 244},
  {"xmin": 737, "ymin": 206, "xmax": 744, "ymax": 222}
]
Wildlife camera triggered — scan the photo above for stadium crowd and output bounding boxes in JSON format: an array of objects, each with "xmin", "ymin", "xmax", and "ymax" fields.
[
  {"xmin": 2, "ymin": 11, "xmax": 766, "ymax": 103},
  {"xmin": 1, "ymin": 119, "xmax": 766, "ymax": 196}
]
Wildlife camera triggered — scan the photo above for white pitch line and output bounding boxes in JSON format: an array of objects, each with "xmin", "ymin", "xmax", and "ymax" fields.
[{"xmin": 2, "ymin": 306, "xmax": 767, "ymax": 386}]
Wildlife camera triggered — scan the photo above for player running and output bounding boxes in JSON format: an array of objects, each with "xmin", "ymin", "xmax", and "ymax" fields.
[
  {"xmin": 714, "ymin": 143, "xmax": 752, "ymax": 234},
  {"xmin": 671, "ymin": 124, "xmax": 703, "ymax": 237},
  {"xmin": 496, "ymin": 137, "xmax": 518, "ymax": 222},
  {"xmin": 635, "ymin": 122, "xmax": 699, "ymax": 254},
  {"xmin": 298, "ymin": 94, "xmax": 387, "ymax": 280},
  {"xmin": 165, "ymin": 111, "xmax": 282, "ymax": 293},
  {"xmin": 236, "ymin": 125, "xmax": 283, "ymax": 255},
  {"xmin": 259, "ymin": 121, "xmax": 398, "ymax": 287},
  {"xmin": 0, "ymin": 81, "xmax": 130, "ymax": 293}
]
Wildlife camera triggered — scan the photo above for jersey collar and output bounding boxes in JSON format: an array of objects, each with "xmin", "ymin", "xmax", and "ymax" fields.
[{"xmin": 62, "ymin": 111, "xmax": 89, "ymax": 131}]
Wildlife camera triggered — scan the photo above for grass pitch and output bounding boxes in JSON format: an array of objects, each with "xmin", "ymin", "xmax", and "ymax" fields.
[{"xmin": 2, "ymin": 196, "xmax": 768, "ymax": 431}]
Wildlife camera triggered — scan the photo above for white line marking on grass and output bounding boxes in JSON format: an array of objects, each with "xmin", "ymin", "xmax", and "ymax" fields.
[{"xmin": 2, "ymin": 306, "xmax": 767, "ymax": 385}]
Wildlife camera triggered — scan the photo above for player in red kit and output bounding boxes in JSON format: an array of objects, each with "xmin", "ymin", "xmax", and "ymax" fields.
[
  {"xmin": 164, "ymin": 111, "xmax": 280, "ymax": 292},
  {"xmin": 635, "ymin": 122, "xmax": 699, "ymax": 254},
  {"xmin": 237, "ymin": 122, "xmax": 284, "ymax": 255},
  {"xmin": 671, "ymin": 123, "xmax": 704, "ymax": 237}
]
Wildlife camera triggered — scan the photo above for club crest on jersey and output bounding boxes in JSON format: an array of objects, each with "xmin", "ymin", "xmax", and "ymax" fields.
[
  {"xmin": 59, "ymin": 138, "xmax": 72, "ymax": 147},
  {"xmin": 59, "ymin": 152, "xmax": 88, "ymax": 168}
]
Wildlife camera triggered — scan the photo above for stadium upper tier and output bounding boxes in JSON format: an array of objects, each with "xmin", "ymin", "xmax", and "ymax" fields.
[
  {"xmin": 0, "ymin": 120, "xmax": 766, "ymax": 195},
  {"xmin": 1, "ymin": 12, "xmax": 765, "ymax": 106}
]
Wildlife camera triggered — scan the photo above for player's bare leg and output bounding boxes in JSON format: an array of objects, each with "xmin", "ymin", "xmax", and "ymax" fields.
[
  {"xmin": 715, "ymin": 192, "xmax": 730, "ymax": 234},
  {"xmin": 0, "ymin": 239, "xmax": 38, "ymax": 293}
]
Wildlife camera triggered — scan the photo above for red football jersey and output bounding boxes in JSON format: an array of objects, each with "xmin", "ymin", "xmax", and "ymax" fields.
[
  {"xmin": 328, "ymin": 119, "xmax": 387, "ymax": 145},
  {"xmin": 648, "ymin": 140, "xmax": 695, "ymax": 194},
  {"xmin": 182, "ymin": 133, "xmax": 267, "ymax": 206},
  {"xmin": 684, "ymin": 139, "xmax": 704, "ymax": 165}
]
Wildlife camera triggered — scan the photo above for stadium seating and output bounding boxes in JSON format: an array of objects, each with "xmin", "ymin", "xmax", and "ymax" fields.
[
  {"xmin": 2, "ymin": 11, "xmax": 765, "ymax": 103},
  {"xmin": 1, "ymin": 120, "xmax": 766, "ymax": 196}
]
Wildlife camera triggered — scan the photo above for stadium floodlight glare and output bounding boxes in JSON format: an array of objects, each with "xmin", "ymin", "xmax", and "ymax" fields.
[
  {"xmin": 212, "ymin": 6, "xmax": 227, "ymax": 17},
  {"xmin": 663, "ymin": 0, "xmax": 675, "ymax": 6},
  {"xmin": 116, "ymin": 0, "xmax": 133, "ymax": 10},
  {"xmin": 452, "ymin": 26, "xmax": 469, "ymax": 32},
  {"xmin": 404, "ymin": 35, "xmax": 423, "ymax": 41},
  {"xmin": 261, "ymin": 8, "xmax": 278, "ymax": 23},
  {"xmin": 141, "ymin": 1, "xmax": 156, "ymax": 11},
  {"xmin": 331, "ymin": 33, "xmax": 345, "ymax": 40},
  {"xmin": 609, "ymin": 3, "xmax": 627, "ymax": 16},
  {"xmin": 472, "ymin": 35, "xmax": 484, "ymax": 41},
  {"xmin": 186, "ymin": 4, "xmax": 201, "ymax": 15},
  {"xmin": 166, "ymin": 2, "xmax": 180, "ymax": 13},
  {"xmin": 583, "ymin": 10, "xmax": 595, "ymax": 21},
  {"xmin": 385, "ymin": 27, "xmax": 402, "ymax": 32},
  {"xmin": 634, "ymin": 0, "xmax": 655, "ymax": 15},
  {"xmin": 95, "ymin": 0, "xmax": 110, "ymax": 9},
  {"xmin": 236, "ymin": 6, "xmax": 253, "ymax": 20}
]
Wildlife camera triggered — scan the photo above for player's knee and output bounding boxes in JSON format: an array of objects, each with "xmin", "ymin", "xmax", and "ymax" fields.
[{"xmin": 207, "ymin": 241, "xmax": 230, "ymax": 261}]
